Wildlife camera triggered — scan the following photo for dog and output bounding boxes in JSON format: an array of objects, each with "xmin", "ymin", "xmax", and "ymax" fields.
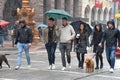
[
  {"xmin": 85, "ymin": 57, "xmax": 94, "ymax": 73},
  {"xmin": 0, "ymin": 54, "xmax": 10, "ymax": 69}
]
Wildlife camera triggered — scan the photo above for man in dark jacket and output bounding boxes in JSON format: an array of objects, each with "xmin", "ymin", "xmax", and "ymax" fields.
[
  {"xmin": 15, "ymin": 20, "xmax": 33, "ymax": 70},
  {"xmin": 43, "ymin": 18, "xmax": 57, "ymax": 70},
  {"xmin": 99, "ymin": 20, "xmax": 120, "ymax": 73}
]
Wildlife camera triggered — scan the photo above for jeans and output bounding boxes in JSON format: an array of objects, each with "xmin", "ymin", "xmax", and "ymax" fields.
[
  {"xmin": 45, "ymin": 42, "xmax": 57, "ymax": 65},
  {"xmin": 106, "ymin": 46, "xmax": 116, "ymax": 69},
  {"xmin": 0, "ymin": 35, "xmax": 4, "ymax": 47},
  {"xmin": 59, "ymin": 43, "xmax": 71, "ymax": 67},
  {"xmin": 17, "ymin": 42, "xmax": 31, "ymax": 67}
]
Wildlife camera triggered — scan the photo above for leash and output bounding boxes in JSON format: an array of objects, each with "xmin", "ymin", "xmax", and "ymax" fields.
[{"xmin": 90, "ymin": 55, "xmax": 95, "ymax": 60}]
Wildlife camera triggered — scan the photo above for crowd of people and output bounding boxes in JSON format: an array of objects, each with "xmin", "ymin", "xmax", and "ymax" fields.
[
  {"xmin": 1, "ymin": 18, "xmax": 120, "ymax": 73},
  {"xmin": 43, "ymin": 17, "xmax": 120, "ymax": 73}
]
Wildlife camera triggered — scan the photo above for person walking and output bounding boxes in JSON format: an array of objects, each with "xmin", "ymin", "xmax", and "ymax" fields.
[
  {"xmin": 14, "ymin": 20, "xmax": 33, "ymax": 70},
  {"xmin": 56, "ymin": 17, "xmax": 75, "ymax": 70},
  {"xmin": 99, "ymin": 20, "xmax": 120, "ymax": 73},
  {"xmin": 90, "ymin": 24, "xmax": 104, "ymax": 69},
  {"xmin": 44, "ymin": 18, "xmax": 57, "ymax": 70},
  {"xmin": 11, "ymin": 20, "xmax": 20, "ymax": 47},
  {"xmin": 75, "ymin": 23, "xmax": 89, "ymax": 69},
  {"xmin": 0, "ymin": 27, "xmax": 4, "ymax": 47}
]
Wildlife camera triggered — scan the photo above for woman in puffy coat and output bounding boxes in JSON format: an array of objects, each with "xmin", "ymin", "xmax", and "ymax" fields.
[
  {"xmin": 90, "ymin": 24, "xmax": 104, "ymax": 69},
  {"xmin": 75, "ymin": 23, "xmax": 89, "ymax": 69}
]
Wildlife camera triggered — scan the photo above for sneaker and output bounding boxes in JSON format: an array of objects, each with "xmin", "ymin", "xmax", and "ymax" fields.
[
  {"xmin": 15, "ymin": 66, "xmax": 20, "ymax": 70},
  {"xmin": 68, "ymin": 64, "xmax": 71, "ymax": 69},
  {"xmin": 52, "ymin": 64, "xmax": 56, "ymax": 70},
  {"xmin": 27, "ymin": 65, "xmax": 31, "ymax": 69},
  {"xmin": 61, "ymin": 67, "xmax": 66, "ymax": 71},
  {"xmin": 48, "ymin": 65, "xmax": 52, "ymax": 70},
  {"xmin": 109, "ymin": 68, "xmax": 114, "ymax": 73}
]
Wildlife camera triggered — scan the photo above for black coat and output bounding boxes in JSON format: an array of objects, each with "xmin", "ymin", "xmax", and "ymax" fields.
[
  {"xmin": 91, "ymin": 31, "xmax": 104, "ymax": 53},
  {"xmin": 75, "ymin": 32, "xmax": 89, "ymax": 54},
  {"xmin": 15, "ymin": 26, "xmax": 33, "ymax": 44},
  {"xmin": 101, "ymin": 28, "xmax": 120, "ymax": 47}
]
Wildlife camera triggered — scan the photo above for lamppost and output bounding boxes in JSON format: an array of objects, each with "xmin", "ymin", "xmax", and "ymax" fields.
[{"xmin": 113, "ymin": 0, "xmax": 118, "ymax": 27}]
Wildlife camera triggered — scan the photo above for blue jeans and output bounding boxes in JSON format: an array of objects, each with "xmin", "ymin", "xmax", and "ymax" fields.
[
  {"xmin": 0, "ymin": 35, "xmax": 4, "ymax": 47},
  {"xmin": 106, "ymin": 46, "xmax": 116, "ymax": 69},
  {"xmin": 45, "ymin": 42, "xmax": 57, "ymax": 65},
  {"xmin": 17, "ymin": 42, "xmax": 31, "ymax": 67}
]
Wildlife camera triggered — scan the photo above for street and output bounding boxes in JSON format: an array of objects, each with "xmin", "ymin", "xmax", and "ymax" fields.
[{"xmin": 0, "ymin": 42, "xmax": 120, "ymax": 80}]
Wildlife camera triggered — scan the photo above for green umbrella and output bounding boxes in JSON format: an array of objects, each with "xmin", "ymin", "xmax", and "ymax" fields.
[{"xmin": 45, "ymin": 9, "xmax": 72, "ymax": 19}]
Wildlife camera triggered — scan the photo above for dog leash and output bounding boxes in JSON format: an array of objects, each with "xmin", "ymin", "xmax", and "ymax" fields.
[{"xmin": 90, "ymin": 55, "xmax": 95, "ymax": 60}]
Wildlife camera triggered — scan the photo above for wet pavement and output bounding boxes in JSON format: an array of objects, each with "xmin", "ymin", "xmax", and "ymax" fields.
[{"xmin": 0, "ymin": 41, "xmax": 120, "ymax": 80}]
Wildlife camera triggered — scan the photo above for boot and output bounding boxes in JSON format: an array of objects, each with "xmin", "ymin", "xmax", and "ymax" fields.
[
  {"xmin": 95, "ymin": 66, "xmax": 99, "ymax": 69},
  {"xmin": 78, "ymin": 61, "xmax": 81, "ymax": 68},
  {"xmin": 81, "ymin": 62, "xmax": 84, "ymax": 69},
  {"xmin": 100, "ymin": 63, "xmax": 103, "ymax": 69}
]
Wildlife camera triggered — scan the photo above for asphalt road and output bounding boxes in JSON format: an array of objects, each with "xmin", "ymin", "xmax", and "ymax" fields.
[{"xmin": 0, "ymin": 48, "xmax": 120, "ymax": 80}]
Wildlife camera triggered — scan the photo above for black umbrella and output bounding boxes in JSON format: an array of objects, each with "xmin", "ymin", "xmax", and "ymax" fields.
[{"xmin": 70, "ymin": 21, "xmax": 92, "ymax": 36}]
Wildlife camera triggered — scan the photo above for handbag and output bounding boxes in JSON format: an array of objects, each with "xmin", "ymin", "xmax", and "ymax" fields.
[{"xmin": 116, "ymin": 47, "xmax": 120, "ymax": 56}]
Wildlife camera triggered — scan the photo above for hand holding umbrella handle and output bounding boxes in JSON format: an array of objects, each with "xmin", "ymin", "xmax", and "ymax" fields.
[{"xmin": 55, "ymin": 26, "xmax": 59, "ymax": 30}]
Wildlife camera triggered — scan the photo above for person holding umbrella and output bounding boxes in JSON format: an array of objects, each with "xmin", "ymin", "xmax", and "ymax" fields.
[
  {"xmin": 44, "ymin": 18, "xmax": 57, "ymax": 70},
  {"xmin": 90, "ymin": 24, "xmax": 104, "ymax": 69},
  {"xmin": 75, "ymin": 23, "xmax": 89, "ymax": 69},
  {"xmin": 56, "ymin": 17, "xmax": 75, "ymax": 70}
]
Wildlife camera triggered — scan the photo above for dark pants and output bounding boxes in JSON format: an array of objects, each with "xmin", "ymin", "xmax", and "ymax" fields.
[
  {"xmin": 76, "ymin": 53, "xmax": 85, "ymax": 68},
  {"xmin": 59, "ymin": 43, "xmax": 71, "ymax": 67},
  {"xmin": 95, "ymin": 53, "xmax": 103, "ymax": 68},
  {"xmin": 106, "ymin": 46, "xmax": 116, "ymax": 69},
  {"xmin": 45, "ymin": 42, "xmax": 57, "ymax": 65}
]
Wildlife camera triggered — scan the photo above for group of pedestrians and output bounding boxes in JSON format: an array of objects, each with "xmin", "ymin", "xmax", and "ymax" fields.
[
  {"xmin": 11, "ymin": 18, "xmax": 120, "ymax": 73},
  {"xmin": 44, "ymin": 18, "xmax": 120, "ymax": 73}
]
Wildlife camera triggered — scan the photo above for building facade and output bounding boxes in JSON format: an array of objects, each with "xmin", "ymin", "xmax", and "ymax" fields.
[{"xmin": 0, "ymin": 0, "xmax": 113, "ymax": 26}]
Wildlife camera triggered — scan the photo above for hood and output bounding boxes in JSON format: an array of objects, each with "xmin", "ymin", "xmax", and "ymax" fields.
[
  {"xmin": 94, "ymin": 24, "xmax": 102, "ymax": 32},
  {"xmin": 107, "ymin": 20, "xmax": 115, "ymax": 29}
]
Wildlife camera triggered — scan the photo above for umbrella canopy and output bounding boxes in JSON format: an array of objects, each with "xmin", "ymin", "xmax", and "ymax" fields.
[
  {"xmin": 0, "ymin": 20, "xmax": 10, "ymax": 27},
  {"xmin": 71, "ymin": 21, "xmax": 92, "ymax": 36},
  {"xmin": 45, "ymin": 9, "xmax": 72, "ymax": 19},
  {"xmin": 37, "ymin": 24, "xmax": 47, "ymax": 28}
]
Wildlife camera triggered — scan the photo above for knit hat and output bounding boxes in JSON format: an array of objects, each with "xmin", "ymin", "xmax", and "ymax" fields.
[{"xmin": 19, "ymin": 19, "xmax": 26, "ymax": 25}]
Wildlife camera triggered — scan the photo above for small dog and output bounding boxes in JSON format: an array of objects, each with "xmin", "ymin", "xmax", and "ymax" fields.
[
  {"xmin": 85, "ymin": 57, "xmax": 94, "ymax": 73},
  {"xmin": 0, "ymin": 54, "xmax": 10, "ymax": 69}
]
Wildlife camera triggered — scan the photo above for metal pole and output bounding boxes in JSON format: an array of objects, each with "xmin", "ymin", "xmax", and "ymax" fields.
[{"xmin": 113, "ymin": 1, "xmax": 118, "ymax": 27}]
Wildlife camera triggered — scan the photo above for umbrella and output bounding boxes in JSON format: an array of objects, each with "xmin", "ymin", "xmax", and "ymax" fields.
[
  {"xmin": 45, "ymin": 9, "xmax": 72, "ymax": 19},
  {"xmin": 0, "ymin": 20, "xmax": 10, "ymax": 26},
  {"xmin": 71, "ymin": 21, "xmax": 92, "ymax": 36},
  {"xmin": 37, "ymin": 24, "xmax": 47, "ymax": 28}
]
